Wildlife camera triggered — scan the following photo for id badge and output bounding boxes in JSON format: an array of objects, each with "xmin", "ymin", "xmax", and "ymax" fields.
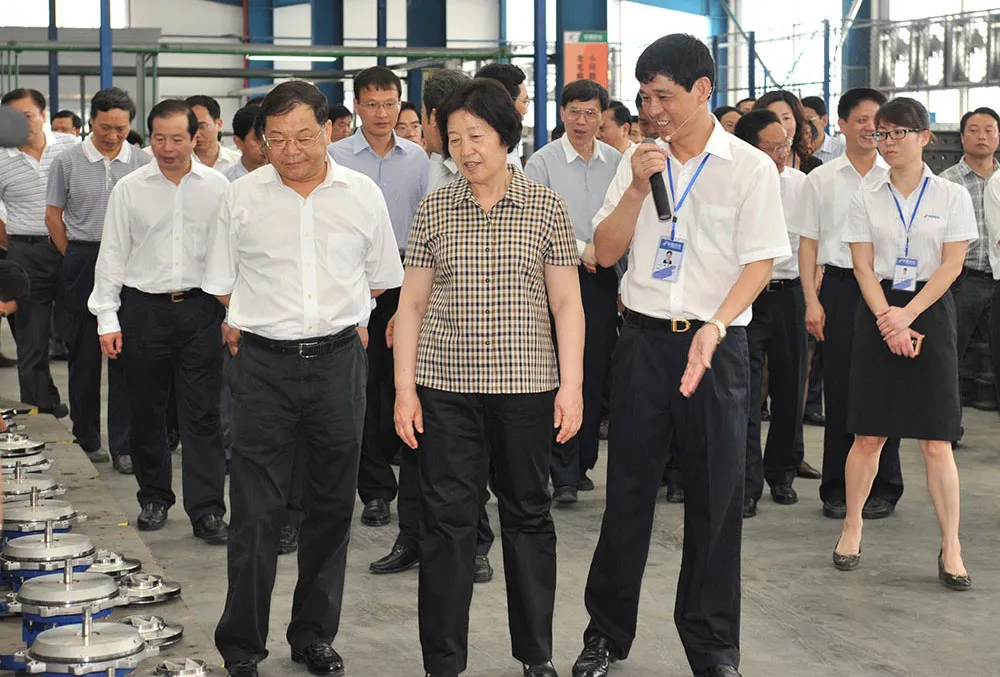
[
  {"xmin": 892, "ymin": 257, "xmax": 918, "ymax": 291},
  {"xmin": 652, "ymin": 238, "xmax": 685, "ymax": 283}
]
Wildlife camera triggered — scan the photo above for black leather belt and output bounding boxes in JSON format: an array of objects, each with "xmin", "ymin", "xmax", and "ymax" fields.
[
  {"xmin": 961, "ymin": 267, "xmax": 992, "ymax": 280},
  {"xmin": 127, "ymin": 287, "xmax": 203, "ymax": 303},
  {"xmin": 8, "ymin": 234, "xmax": 50, "ymax": 245},
  {"xmin": 764, "ymin": 278, "xmax": 802, "ymax": 292},
  {"xmin": 624, "ymin": 309, "xmax": 703, "ymax": 333},
  {"xmin": 241, "ymin": 326, "xmax": 356, "ymax": 359},
  {"xmin": 824, "ymin": 265, "xmax": 854, "ymax": 279},
  {"xmin": 67, "ymin": 240, "xmax": 101, "ymax": 247}
]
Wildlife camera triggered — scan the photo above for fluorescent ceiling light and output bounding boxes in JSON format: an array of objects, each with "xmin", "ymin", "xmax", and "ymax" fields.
[{"xmin": 246, "ymin": 54, "xmax": 339, "ymax": 62}]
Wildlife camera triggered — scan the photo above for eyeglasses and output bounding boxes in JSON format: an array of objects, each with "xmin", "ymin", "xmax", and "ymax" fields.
[
  {"xmin": 871, "ymin": 128, "xmax": 924, "ymax": 142},
  {"xmin": 760, "ymin": 138, "xmax": 793, "ymax": 156},
  {"xmin": 357, "ymin": 101, "xmax": 401, "ymax": 112},
  {"xmin": 262, "ymin": 128, "xmax": 325, "ymax": 152},
  {"xmin": 564, "ymin": 107, "xmax": 600, "ymax": 121}
]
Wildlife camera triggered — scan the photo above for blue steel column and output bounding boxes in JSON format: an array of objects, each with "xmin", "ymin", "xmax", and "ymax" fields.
[
  {"xmin": 747, "ymin": 30, "xmax": 756, "ymax": 98},
  {"xmin": 406, "ymin": 0, "xmax": 446, "ymax": 108},
  {"xmin": 823, "ymin": 19, "xmax": 832, "ymax": 117},
  {"xmin": 312, "ymin": 0, "xmax": 343, "ymax": 104},
  {"xmin": 376, "ymin": 0, "xmax": 387, "ymax": 67},
  {"xmin": 843, "ymin": 0, "xmax": 871, "ymax": 90},
  {"xmin": 247, "ymin": 0, "xmax": 273, "ymax": 90},
  {"xmin": 533, "ymin": 0, "xmax": 547, "ymax": 150},
  {"xmin": 48, "ymin": 0, "xmax": 59, "ymax": 116},
  {"xmin": 709, "ymin": 0, "xmax": 728, "ymax": 107},
  {"xmin": 555, "ymin": 0, "xmax": 608, "ymax": 112},
  {"xmin": 99, "ymin": 0, "xmax": 112, "ymax": 89}
]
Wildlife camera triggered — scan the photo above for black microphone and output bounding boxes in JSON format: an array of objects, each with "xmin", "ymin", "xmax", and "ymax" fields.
[
  {"xmin": 641, "ymin": 138, "xmax": 671, "ymax": 221},
  {"xmin": 0, "ymin": 108, "xmax": 29, "ymax": 148}
]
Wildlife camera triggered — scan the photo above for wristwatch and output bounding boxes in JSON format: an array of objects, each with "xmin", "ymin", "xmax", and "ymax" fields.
[{"xmin": 707, "ymin": 318, "xmax": 727, "ymax": 343}]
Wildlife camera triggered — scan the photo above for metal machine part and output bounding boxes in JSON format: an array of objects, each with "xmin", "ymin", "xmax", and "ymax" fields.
[
  {"xmin": 119, "ymin": 573, "xmax": 182, "ymax": 606},
  {"xmin": 2, "ymin": 488, "xmax": 86, "ymax": 537},
  {"xmin": 133, "ymin": 657, "xmax": 229, "ymax": 676},
  {"xmin": 118, "ymin": 615, "xmax": 184, "ymax": 649},
  {"xmin": 3, "ymin": 464, "xmax": 64, "ymax": 502},
  {"xmin": 11, "ymin": 562, "xmax": 124, "ymax": 618},
  {"xmin": 87, "ymin": 550, "xmax": 142, "ymax": 580},
  {"xmin": 1, "ymin": 453, "xmax": 51, "ymax": 474},
  {"xmin": 2, "ymin": 522, "xmax": 96, "ymax": 572},
  {"xmin": 0, "ymin": 432, "xmax": 45, "ymax": 455}
]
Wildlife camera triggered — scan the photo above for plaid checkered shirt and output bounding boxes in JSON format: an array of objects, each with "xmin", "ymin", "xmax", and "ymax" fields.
[{"xmin": 940, "ymin": 157, "xmax": 1000, "ymax": 273}]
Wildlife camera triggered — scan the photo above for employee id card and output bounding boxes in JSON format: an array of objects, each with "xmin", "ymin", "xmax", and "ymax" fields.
[
  {"xmin": 892, "ymin": 257, "xmax": 918, "ymax": 291},
  {"xmin": 652, "ymin": 238, "xmax": 685, "ymax": 282}
]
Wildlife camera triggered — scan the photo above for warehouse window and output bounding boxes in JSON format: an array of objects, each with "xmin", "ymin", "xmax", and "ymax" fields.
[{"xmin": 0, "ymin": 0, "xmax": 129, "ymax": 28}]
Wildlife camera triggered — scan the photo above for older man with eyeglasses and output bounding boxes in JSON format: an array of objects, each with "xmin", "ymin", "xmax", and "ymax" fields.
[{"xmin": 328, "ymin": 66, "xmax": 429, "ymax": 531}]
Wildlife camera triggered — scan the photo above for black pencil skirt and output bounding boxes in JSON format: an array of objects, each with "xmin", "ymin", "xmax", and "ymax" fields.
[{"xmin": 847, "ymin": 282, "xmax": 961, "ymax": 442}]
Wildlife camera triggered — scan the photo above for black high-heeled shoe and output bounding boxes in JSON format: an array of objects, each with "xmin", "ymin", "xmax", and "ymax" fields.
[
  {"xmin": 833, "ymin": 537, "xmax": 862, "ymax": 571},
  {"xmin": 937, "ymin": 550, "xmax": 971, "ymax": 591}
]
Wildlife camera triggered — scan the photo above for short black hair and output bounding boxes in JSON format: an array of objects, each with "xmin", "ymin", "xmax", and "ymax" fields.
[
  {"xmin": 635, "ymin": 34, "xmax": 715, "ymax": 90},
  {"xmin": 713, "ymin": 105, "xmax": 742, "ymax": 122},
  {"xmin": 635, "ymin": 92, "xmax": 643, "ymax": 113},
  {"xmin": 0, "ymin": 260, "xmax": 30, "ymax": 308},
  {"xmin": 754, "ymin": 90, "xmax": 810, "ymax": 160},
  {"xmin": 876, "ymin": 97, "xmax": 930, "ymax": 132},
  {"xmin": 736, "ymin": 97, "xmax": 756, "ymax": 108},
  {"xmin": 475, "ymin": 62, "xmax": 526, "ymax": 102},
  {"xmin": 423, "ymin": 68, "xmax": 471, "ymax": 116},
  {"xmin": 400, "ymin": 101, "xmax": 419, "ymax": 117},
  {"xmin": 185, "ymin": 95, "xmax": 222, "ymax": 121},
  {"xmin": 960, "ymin": 107, "xmax": 1000, "ymax": 135},
  {"xmin": 353, "ymin": 66, "xmax": 402, "ymax": 98},
  {"xmin": 126, "ymin": 130, "xmax": 143, "ymax": 146},
  {"xmin": 608, "ymin": 101, "xmax": 631, "ymax": 127},
  {"xmin": 1, "ymin": 88, "xmax": 46, "ymax": 113},
  {"xmin": 801, "ymin": 96, "xmax": 827, "ymax": 117},
  {"xmin": 52, "ymin": 110, "xmax": 82, "ymax": 130},
  {"xmin": 551, "ymin": 122, "xmax": 565, "ymax": 141},
  {"xmin": 232, "ymin": 103, "xmax": 261, "ymax": 140},
  {"xmin": 256, "ymin": 80, "xmax": 329, "ymax": 139},
  {"xmin": 147, "ymin": 99, "xmax": 198, "ymax": 138},
  {"xmin": 329, "ymin": 104, "xmax": 352, "ymax": 122},
  {"xmin": 836, "ymin": 88, "xmax": 886, "ymax": 121},
  {"xmin": 734, "ymin": 109, "xmax": 781, "ymax": 147},
  {"xmin": 90, "ymin": 87, "xmax": 136, "ymax": 122},
  {"xmin": 560, "ymin": 79, "xmax": 610, "ymax": 111},
  {"xmin": 437, "ymin": 79, "xmax": 522, "ymax": 160}
]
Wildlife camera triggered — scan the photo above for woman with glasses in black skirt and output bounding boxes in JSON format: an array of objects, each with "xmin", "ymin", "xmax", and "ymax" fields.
[{"xmin": 834, "ymin": 97, "xmax": 976, "ymax": 590}]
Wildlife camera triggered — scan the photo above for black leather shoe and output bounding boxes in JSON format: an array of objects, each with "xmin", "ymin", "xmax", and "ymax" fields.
[
  {"xmin": 862, "ymin": 497, "xmax": 895, "ymax": 520},
  {"xmin": 39, "ymin": 403, "xmax": 70, "ymax": 419},
  {"xmin": 473, "ymin": 553, "xmax": 493, "ymax": 583},
  {"xmin": 742, "ymin": 496, "xmax": 757, "ymax": 518},
  {"xmin": 554, "ymin": 485, "xmax": 578, "ymax": 505},
  {"xmin": 524, "ymin": 661, "xmax": 559, "ymax": 676},
  {"xmin": 291, "ymin": 643, "xmax": 344, "ymax": 676},
  {"xmin": 137, "ymin": 503, "xmax": 168, "ymax": 531},
  {"xmin": 361, "ymin": 498, "xmax": 390, "ymax": 526},
  {"xmin": 822, "ymin": 497, "xmax": 847, "ymax": 519},
  {"xmin": 370, "ymin": 544, "xmax": 419, "ymax": 574},
  {"xmin": 192, "ymin": 514, "xmax": 228, "ymax": 543},
  {"xmin": 803, "ymin": 412, "xmax": 825, "ymax": 426},
  {"xmin": 577, "ymin": 473, "xmax": 595, "ymax": 491},
  {"xmin": 572, "ymin": 635, "xmax": 617, "ymax": 677},
  {"xmin": 665, "ymin": 483, "xmax": 684, "ymax": 504},
  {"xmin": 770, "ymin": 484, "xmax": 798, "ymax": 505},
  {"xmin": 938, "ymin": 550, "xmax": 971, "ymax": 591},
  {"xmin": 796, "ymin": 460, "xmax": 822, "ymax": 479},
  {"xmin": 224, "ymin": 660, "xmax": 259, "ymax": 676},
  {"xmin": 278, "ymin": 525, "xmax": 299, "ymax": 555},
  {"xmin": 698, "ymin": 666, "xmax": 742, "ymax": 677}
]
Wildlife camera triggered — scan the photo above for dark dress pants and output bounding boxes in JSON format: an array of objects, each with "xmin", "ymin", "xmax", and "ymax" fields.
[
  {"xmin": 120, "ymin": 289, "xmax": 226, "ymax": 521},
  {"xmin": 818, "ymin": 270, "xmax": 904, "ymax": 504},
  {"xmin": 952, "ymin": 270, "xmax": 993, "ymax": 410},
  {"xmin": 551, "ymin": 266, "xmax": 617, "ymax": 482},
  {"xmin": 215, "ymin": 330, "xmax": 366, "ymax": 665},
  {"xmin": 358, "ymin": 286, "xmax": 401, "ymax": 503},
  {"xmin": 990, "ymin": 281, "xmax": 1000, "ymax": 406},
  {"xmin": 745, "ymin": 284, "xmax": 807, "ymax": 500},
  {"xmin": 805, "ymin": 339, "xmax": 823, "ymax": 417},
  {"xmin": 62, "ymin": 242, "xmax": 129, "ymax": 458},
  {"xmin": 7, "ymin": 237, "xmax": 63, "ymax": 409},
  {"xmin": 583, "ymin": 313, "xmax": 748, "ymax": 673},
  {"xmin": 417, "ymin": 387, "xmax": 557, "ymax": 675}
]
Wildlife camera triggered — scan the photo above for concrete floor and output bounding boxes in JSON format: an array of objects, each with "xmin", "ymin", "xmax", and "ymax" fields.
[{"xmin": 1, "ymin": 333, "xmax": 998, "ymax": 677}]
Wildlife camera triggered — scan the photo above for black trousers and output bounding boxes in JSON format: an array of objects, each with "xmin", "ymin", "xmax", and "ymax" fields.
[
  {"xmin": 805, "ymin": 339, "xmax": 823, "ymax": 417},
  {"xmin": 583, "ymin": 312, "xmax": 748, "ymax": 673},
  {"xmin": 62, "ymin": 242, "xmax": 129, "ymax": 458},
  {"xmin": 745, "ymin": 283, "xmax": 807, "ymax": 499},
  {"xmin": 551, "ymin": 266, "xmax": 618, "ymax": 486},
  {"xmin": 396, "ymin": 448, "xmax": 493, "ymax": 555},
  {"xmin": 989, "ymin": 280, "xmax": 1000, "ymax": 406},
  {"xmin": 215, "ymin": 329, "xmax": 366, "ymax": 665},
  {"xmin": 818, "ymin": 270, "xmax": 903, "ymax": 504},
  {"xmin": 417, "ymin": 386, "xmax": 557, "ymax": 675},
  {"xmin": 7, "ymin": 236, "xmax": 63, "ymax": 409},
  {"xmin": 358, "ymin": 287, "xmax": 401, "ymax": 503},
  {"xmin": 120, "ymin": 289, "xmax": 226, "ymax": 521}
]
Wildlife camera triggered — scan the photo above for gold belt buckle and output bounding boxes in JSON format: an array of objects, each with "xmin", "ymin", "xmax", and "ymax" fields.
[
  {"xmin": 170, "ymin": 291, "xmax": 185, "ymax": 303},
  {"xmin": 671, "ymin": 318, "xmax": 691, "ymax": 333}
]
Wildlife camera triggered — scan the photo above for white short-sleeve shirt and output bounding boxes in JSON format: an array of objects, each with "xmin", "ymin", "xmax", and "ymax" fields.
[
  {"xmin": 843, "ymin": 164, "xmax": 978, "ymax": 281},
  {"xmin": 772, "ymin": 166, "xmax": 808, "ymax": 280},
  {"xmin": 592, "ymin": 119, "xmax": 791, "ymax": 326},
  {"xmin": 984, "ymin": 172, "xmax": 1000, "ymax": 281}
]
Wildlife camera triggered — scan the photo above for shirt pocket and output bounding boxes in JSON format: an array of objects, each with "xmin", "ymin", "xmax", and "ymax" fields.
[
  {"xmin": 327, "ymin": 231, "xmax": 363, "ymax": 279},
  {"xmin": 694, "ymin": 205, "xmax": 737, "ymax": 256}
]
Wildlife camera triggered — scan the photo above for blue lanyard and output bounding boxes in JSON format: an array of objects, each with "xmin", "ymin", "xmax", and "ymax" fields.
[
  {"xmin": 665, "ymin": 154, "xmax": 711, "ymax": 240},
  {"xmin": 890, "ymin": 176, "xmax": 929, "ymax": 257}
]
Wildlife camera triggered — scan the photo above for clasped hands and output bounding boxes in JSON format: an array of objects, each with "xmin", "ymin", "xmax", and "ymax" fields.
[{"xmin": 876, "ymin": 306, "xmax": 923, "ymax": 358}]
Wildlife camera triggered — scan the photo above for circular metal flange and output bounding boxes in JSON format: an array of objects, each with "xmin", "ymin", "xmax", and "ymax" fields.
[
  {"xmin": 120, "ymin": 573, "xmax": 182, "ymax": 606},
  {"xmin": 134, "ymin": 657, "xmax": 229, "ymax": 676},
  {"xmin": 2, "ymin": 531, "xmax": 95, "ymax": 566},
  {"xmin": 27, "ymin": 621, "xmax": 148, "ymax": 662},
  {"xmin": 15, "ymin": 571, "xmax": 124, "ymax": 617},
  {"xmin": 88, "ymin": 549, "xmax": 142, "ymax": 580},
  {"xmin": 119, "ymin": 615, "xmax": 184, "ymax": 649},
  {"xmin": 0, "ymin": 432, "xmax": 45, "ymax": 454},
  {"xmin": 3, "ymin": 473, "xmax": 64, "ymax": 502},
  {"xmin": 1, "ymin": 453, "xmax": 51, "ymax": 474},
  {"xmin": 2, "ymin": 499, "xmax": 85, "ymax": 533}
]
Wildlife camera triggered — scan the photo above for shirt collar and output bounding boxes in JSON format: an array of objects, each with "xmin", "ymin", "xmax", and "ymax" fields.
[
  {"xmin": 143, "ymin": 157, "xmax": 213, "ymax": 182},
  {"xmin": 957, "ymin": 156, "xmax": 1000, "ymax": 177},
  {"xmin": 866, "ymin": 162, "xmax": 935, "ymax": 192},
  {"xmin": 82, "ymin": 135, "xmax": 131, "ymax": 164},
  {"xmin": 4, "ymin": 130, "xmax": 62, "ymax": 158},
  {"xmin": 450, "ymin": 164, "xmax": 529, "ymax": 208},
  {"xmin": 832, "ymin": 151, "xmax": 889, "ymax": 175},
  {"xmin": 258, "ymin": 154, "xmax": 351, "ymax": 189},
  {"xmin": 655, "ymin": 117, "xmax": 733, "ymax": 163},
  {"xmin": 434, "ymin": 153, "xmax": 460, "ymax": 178},
  {"xmin": 350, "ymin": 127, "xmax": 407, "ymax": 157},
  {"xmin": 558, "ymin": 133, "xmax": 606, "ymax": 164}
]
